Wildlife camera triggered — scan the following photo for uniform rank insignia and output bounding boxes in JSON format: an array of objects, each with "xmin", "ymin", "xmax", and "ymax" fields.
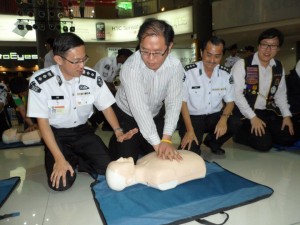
[
  {"xmin": 79, "ymin": 85, "xmax": 89, "ymax": 90},
  {"xmin": 35, "ymin": 71, "xmax": 54, "ymax": 84},
  {"xmin": 184, "ymin": 63, "xmax": 197, "ymax": 71},
  {"xmin": 56, "ymin": 75, "xmax": 62, "ymax": 86},
  {"xmin": 82, "ymin": 69, "xmax": 96, "ymax": 79},
  {"xmin": 219, "ymin": 65, "xmax": 231, "ymax": 74},
  {"xmin": 29, "ymin": 81, "xmax": 42, "ymax": 93},
  {"xmin": 97, "ymin": 76, "xmax": 103, "ymax": 87}
]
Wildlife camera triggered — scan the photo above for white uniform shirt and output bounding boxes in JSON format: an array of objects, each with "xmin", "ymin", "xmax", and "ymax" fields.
[
  {"xmin": 232, "ymin": 52, "xmax": 291, "ymax": 119},
  {"xmin": 224, "ymin": 55, "xmax": 241, "ymax": 68},
  {"xmin": 183, "ymin": 61, "xmax": 234, "ymax": 115},
  {"xmin": 93, "ymin": 56, "xmax": 121, "ymax": 83},
  {"xmin": 27, "ymin": 65, "xmax": 115, "ymax": 129},
  {"xmin": 44, "ymin": 50, "xmax": 56, "ymax": 68},
  {"xmin": 0, "ymin": 83, "xmax": 8, "ymax": 113},
  {"xmin": 116, "ymin": 51, "xmax": 184, "ymax": 146}
]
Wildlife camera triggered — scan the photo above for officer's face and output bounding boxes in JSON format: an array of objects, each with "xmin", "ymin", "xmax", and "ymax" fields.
[
  {"xmin": 139, "ymin": 34, "xmax": 172, "ymax": 71},
  {"xmin": 201, "ymin": 41, "xmax": 223, "ymax": 74},
  {"xmin": 257, "ymin": 37, "xmax": 280, "ymax": 67},
  {"xmin": 55, "ymin": 45, "xmax": 88, "ymax": 80}
]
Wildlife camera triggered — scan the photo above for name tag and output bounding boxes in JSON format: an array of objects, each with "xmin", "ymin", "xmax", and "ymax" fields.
[{"xmin": 192, "ymin": 86, "xmax": 200, "ymax": 89}]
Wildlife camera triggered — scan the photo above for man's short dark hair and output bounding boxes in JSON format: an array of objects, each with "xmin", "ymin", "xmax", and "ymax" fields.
[
  {"xmin": 53, "ymin": 33, "xmax": 84, "ymax": 56},
  {"xmin": 258, "ymin": 28, "xmax": 284, "ymax": 47},
  {"xmin": 245, "ymin": 45, "xmax": 254, "ymax": 53},
  {"xmin": 117, "ymin": 49, "xmax": 133, "ymax": 58},
  {"xmin": 137, "ymin": 18, "xmax": 174, "ymax": 47},
  {"xmin": 9, "ymin": 77, "xmax": 29, "ymax": 94},
  {"xmin": 45, "ymin": 38, "xmax": 54, "ymax": 48},
  {"xmin": 201, "ymin": 36, "xmax": 225, "ymax": 53}
]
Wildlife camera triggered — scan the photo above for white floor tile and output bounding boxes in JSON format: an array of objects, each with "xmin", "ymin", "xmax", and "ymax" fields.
[{"xmin": 1, "ymin": 130, "xmax": 300, "ymax": 225}]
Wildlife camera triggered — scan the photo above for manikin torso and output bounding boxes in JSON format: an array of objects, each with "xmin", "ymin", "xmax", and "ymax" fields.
[{"xmin": 106, "ymin": 150, "xmax": 206, "ymax": 191}]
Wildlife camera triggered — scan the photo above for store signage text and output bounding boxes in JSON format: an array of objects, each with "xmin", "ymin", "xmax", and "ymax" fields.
[{"xmin": 0, "ymin": 52, "xmax": 38, "ymax": 61}]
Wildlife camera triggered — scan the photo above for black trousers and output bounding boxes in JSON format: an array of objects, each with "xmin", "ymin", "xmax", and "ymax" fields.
[
  {"xmin": 234, "ymin": 110, "xmax": 297, "ymax": 151},
  {"xmin": 109, "ymin": 104, "xmax": 164, "ymax": 163},
  {"xmin": 45, "ymin": 123, "xmax": 111, "ymax": 191},
  {"xmin": 178, "ymin": 111, "xmax": 241, "ymax": 154}
]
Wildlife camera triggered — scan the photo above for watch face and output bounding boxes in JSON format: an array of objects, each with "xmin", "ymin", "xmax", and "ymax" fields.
[{"xmin": 96, "ymin": 22, "xmax": 105, "ymax": 40}]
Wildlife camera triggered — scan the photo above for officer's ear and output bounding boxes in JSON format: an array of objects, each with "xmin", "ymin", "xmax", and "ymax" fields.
[{"xmin": 54, "ymin": 55, "xmax": 63, "ymax": 65}]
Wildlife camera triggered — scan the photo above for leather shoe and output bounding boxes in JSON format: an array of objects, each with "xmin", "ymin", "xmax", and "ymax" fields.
[{"xmin": 203, "ymin": 139, "xmax": 225, "ymax": 155}]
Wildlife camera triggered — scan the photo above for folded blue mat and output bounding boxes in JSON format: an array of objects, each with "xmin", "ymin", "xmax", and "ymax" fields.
[
  {"xmin": 0, "ymin": 177, "xmax": 20, "ymax": 208},
  {"xmin": 91, "ymin": 161, "xmax": 273, "ymax": 225}
]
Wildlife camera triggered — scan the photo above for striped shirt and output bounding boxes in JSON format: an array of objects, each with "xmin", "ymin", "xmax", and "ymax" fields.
[{"xmin": 116, "ymin": 51, "xmax": 184, "ymax": 146}]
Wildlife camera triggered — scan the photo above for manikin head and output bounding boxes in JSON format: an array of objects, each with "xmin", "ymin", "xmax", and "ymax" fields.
[
  {"xmin": 106, "ymin": 157, "xmax": 135, "ymax": 191},
  {"xmin": 2, "ymin": 128, "xmax": 21, "ymax": 144}
]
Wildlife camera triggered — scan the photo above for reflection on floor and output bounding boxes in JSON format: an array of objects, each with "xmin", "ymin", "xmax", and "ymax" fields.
[{"xmin": 0, "ymin": 129, "xmax": 300, "ymax": 225}]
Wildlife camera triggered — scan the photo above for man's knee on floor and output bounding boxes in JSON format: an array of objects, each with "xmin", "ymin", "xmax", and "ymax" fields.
[{"xmin": 48, "ymin": 171, "xmax": 77, "ymax": 191}]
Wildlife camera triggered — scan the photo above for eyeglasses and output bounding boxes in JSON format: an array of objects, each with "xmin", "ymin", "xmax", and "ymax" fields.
[
  {"xmin": 259, "ymin": 43, "xmax": 279, "ymax": 50},
  {"xmin": 60, "ymin": 55, "xmax": 89, "ymax": 65},
  {"xmin": 140, "ymin": 47, "xmax": 168, "ymax": 58}
]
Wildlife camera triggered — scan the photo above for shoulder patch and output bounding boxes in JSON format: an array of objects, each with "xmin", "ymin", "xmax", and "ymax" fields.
[
  {"xmin": 184, "ymin": 63, "xmax": 197, "ymax": 72},
  {"xmin": 97, "ymin": 76, "xmax": 103, "ymax": 87},
  {"xmin": 82, "ymin": 69, "xmax": 97, "ymax": 79},
  {"xmin": 29, "ymin": 81, "xmax": 42, "ymax": 93},
  {"xmin": 219, "ymin": 65, "xmax": 231, "ymax": 74},
  {"xmin": 35, "ymin": 71, "xmax": 55, "ymax": 84}
]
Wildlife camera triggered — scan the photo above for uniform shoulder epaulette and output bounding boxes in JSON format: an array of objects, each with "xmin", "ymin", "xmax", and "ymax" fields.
[
  {"xmin": 184, "ymin": 63, "xmax": 197, "ymax": 71},
  {"xmin": 35, "ymin": 70, "xmax": 55, "ymax": 84},
  {"xmin": 82, "ymin": 69, "xmax": 97, "ymax": 79},
  {"xmin": 219, "ymin": 65, "xmax": 231, "ymax": 74}
]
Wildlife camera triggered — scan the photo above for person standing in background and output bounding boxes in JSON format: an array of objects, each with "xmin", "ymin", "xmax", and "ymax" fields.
[
  {"xmin": 44, "ymin": 38, "xmax": 56, "ymax": 68},
  {"xmin": 93, "ymin": 48, "xmax": 133, "ymax": 95},
  {"xmin": 224, "ymin": 44, "xmax": 240, "ymax": 68},
  {"xmin": 0, "ymin": 82, "xmax": 10, "ymax": 140}
]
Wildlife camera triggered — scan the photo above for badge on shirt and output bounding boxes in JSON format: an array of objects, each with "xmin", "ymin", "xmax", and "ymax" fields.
[
  {"xmin": 192, "ymin": 86, "xmax": 200, "ymax": 89},
  {"xmin": 29, "ymin": 81, "xmax": 42, "ymax": 93},
  {"xmin": 49, "ymin": 97, "xmax": 65, "ymax": 115},
  {"xmin": 79, "ymin": 85, "xmax": 89, "ymax": 90}
]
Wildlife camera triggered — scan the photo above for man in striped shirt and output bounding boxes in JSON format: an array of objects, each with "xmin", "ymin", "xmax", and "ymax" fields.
[{"xmin": 109, "ymin": 18, "xmax": 184, "ymax": 162}]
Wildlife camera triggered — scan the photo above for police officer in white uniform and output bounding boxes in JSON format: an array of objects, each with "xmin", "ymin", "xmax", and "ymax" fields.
[
  {"xmin": 27, "ymin": 33, "xmax": 137, "ymax": 191},
  {"xmin": 179, "ymin": 36, "xmax": 241, "ymax": 155},
  {"xmin": 93, "ymin": 48, "xmax": 133, "ymax": 94}
]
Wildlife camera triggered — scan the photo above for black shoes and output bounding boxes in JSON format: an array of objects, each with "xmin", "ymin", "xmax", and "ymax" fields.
[{"xmin": 203, "ymin": 139, "xmax": 225, "ymax": 155}]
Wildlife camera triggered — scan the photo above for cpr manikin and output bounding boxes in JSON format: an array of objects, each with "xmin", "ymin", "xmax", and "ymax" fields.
[
  {"xmin": 106, "ymin": 150, "xmax": 206, "ymax": 191},
  {"xmin": 2, "ymin": 128, "xmax": 41, "ymax": 145}
]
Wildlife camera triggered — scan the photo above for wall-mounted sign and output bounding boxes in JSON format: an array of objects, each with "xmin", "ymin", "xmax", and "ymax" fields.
[
  {"xmin": 0, "ymin": 47, "xmax": 38, "ymax": 68},
  {"xmin": 0, "ymin": 6, "xmax": 193, "ymax": 43}
]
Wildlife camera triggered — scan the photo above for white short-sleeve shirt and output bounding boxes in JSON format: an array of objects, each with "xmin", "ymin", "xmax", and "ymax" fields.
[
  {"xmin": 183, "ymin": 61, "xmax": 234, "ymax": 115},
  {"xmin": 27, "ymin": 65, "xmax": 115, "ymax": 128}
]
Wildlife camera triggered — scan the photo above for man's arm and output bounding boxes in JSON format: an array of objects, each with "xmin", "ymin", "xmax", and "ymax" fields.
[
  {"xmin": 37, "ymin": 118, "xmax": 74, "ymax": 189},
  {"xmin": 215, "ymin": 102, "xmax": 234, "ymax": 139},
  {"xmin": 17, "ymin": 104, "xmax": 38, "ymax": 131},
  {"xmin": 180, "ymin": 102, "xmax": 199, "ymax": 150}
]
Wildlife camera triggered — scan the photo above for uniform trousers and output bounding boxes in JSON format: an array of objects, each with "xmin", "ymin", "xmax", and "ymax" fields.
[
  {"xmin": 109, "ymin": 104, "xmax": 164, "ymax": 163},
  {"xmin": 45, "ymin": 123, "xmax": 111, "ymax": 191},
  {"xmin": 234, "ymin": 110, "xmax": 297, "ymax": 151},
  {"xmin": 178, "ymin": 111, "xmax": 241, "ymax": 154}
]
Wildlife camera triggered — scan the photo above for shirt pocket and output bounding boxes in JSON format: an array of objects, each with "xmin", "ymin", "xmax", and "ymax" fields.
[
  {"xmin": 76, "ymin": 94, "xmax": 94, "ymax": 118},
  {"xmin": 48, "ymin": 99, "xmax": 67, "ymax": 118}
]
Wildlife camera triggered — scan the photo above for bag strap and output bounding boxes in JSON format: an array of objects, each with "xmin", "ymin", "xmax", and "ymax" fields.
[{"xmin": 195, "ymin": 212, "xmax": 229, "ymax": 225}]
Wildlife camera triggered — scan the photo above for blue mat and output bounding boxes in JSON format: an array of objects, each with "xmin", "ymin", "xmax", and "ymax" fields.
[
  {"xmin": 0, "ymin": 141, "xmax": 43, "ymax": 150},
  {"xmin": 91, "ymin": 161, "xmax": 273, "ymax": 225},
  {"xmin": 0, "ymin": 177, "xmax": 20, "ymax": 208},
  {"xmin": 274, "ymin": 140, "xmax": 300, "ymax": 151}
]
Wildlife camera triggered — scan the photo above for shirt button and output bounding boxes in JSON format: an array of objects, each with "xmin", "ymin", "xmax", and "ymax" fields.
[
  {"xmin": 72, "ymin": 93, "xmax": 75, "ymax": 96},
  {"xmin": 74, "ymin": 121, "xmax": 77, "ymax": 123},
  {"xmin": 74, "ymin": 107, "xmax": 76, "ymax": 110}
]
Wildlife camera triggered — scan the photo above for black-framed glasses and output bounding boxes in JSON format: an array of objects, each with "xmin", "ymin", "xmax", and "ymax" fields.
[
  {"xmin": 140, "ymin": 47, "xmax": 169, "ymax": 58},
  {"xmin": 259, "ymin": 43, "xmax": 279, "ymax": 50},
  {"xmin": 60, "ymin": 55, "xmax": 89, "ymax": 64}
]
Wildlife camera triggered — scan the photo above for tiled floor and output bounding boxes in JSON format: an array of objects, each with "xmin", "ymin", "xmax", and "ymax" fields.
[{"xmin": 1, "ymin": 129, "xmax": 300, "ymax": 225}]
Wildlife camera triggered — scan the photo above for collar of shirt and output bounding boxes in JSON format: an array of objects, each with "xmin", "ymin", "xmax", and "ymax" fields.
[{"xmin": 252, "ymin": 52, "xmax": 276, "ymax": 68}]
